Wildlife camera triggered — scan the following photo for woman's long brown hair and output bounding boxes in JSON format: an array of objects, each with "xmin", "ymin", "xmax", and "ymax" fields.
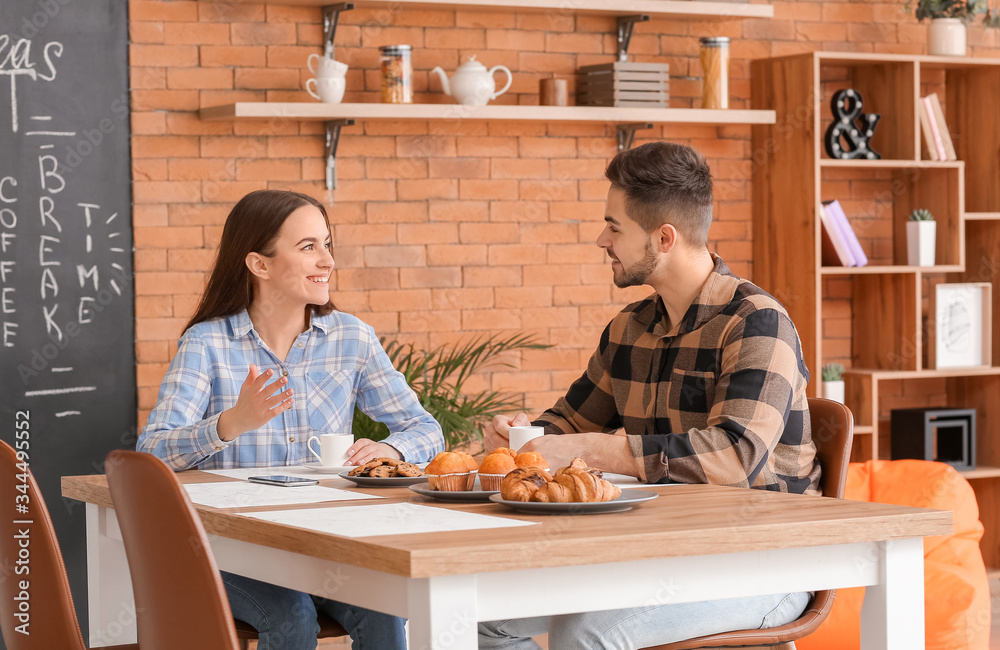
[{"xmin": 185, "ymin": 190, "xmax": 336, "ymax": 332}]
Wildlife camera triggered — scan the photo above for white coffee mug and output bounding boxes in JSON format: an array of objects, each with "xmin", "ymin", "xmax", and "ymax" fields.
[
  {"xmin": 306, "ymin": 76, "xmax": 346, "ymax": 103},
  {"xmin": 307, "ymin": 433, "xmax": 353, "ymax": 466},
  {"xmin": 508, "ymin": 425, "xmax": 544, "ymax": 451},
  {"xmin": 308, "ymin": 53, "xmax": 348, "ymax": 78}
]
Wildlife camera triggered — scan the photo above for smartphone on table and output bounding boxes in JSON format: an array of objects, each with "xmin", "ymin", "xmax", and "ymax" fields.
[{"xmin": 248, "ymin": 475, "xmax": 319, "ymax": 487}]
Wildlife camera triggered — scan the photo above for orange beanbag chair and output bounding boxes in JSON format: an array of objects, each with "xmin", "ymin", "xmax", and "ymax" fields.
[{"xmin": 797, "ymin": 460, "xmax": 990, "ymax": 650}]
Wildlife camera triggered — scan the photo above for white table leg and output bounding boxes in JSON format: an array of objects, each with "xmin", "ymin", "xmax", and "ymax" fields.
[
  {"xmin": 406, "ymin": 574, "xmax": 479, "ymax": 650},
  {"xmin": 859, "ymin": 537, "xmax": 924, "ymax": 650},
  {"xmin": 85, "ymin": 504, "xmax": 138, "ymax": 647}
]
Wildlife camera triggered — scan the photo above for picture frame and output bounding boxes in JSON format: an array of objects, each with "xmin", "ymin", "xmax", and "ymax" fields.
[{"xmin": 930, "ymin": 283, "xmax": 992, "ymax": 369}]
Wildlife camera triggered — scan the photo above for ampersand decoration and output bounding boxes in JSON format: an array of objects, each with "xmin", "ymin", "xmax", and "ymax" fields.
[{"xmin": 824, "ymin": 88, "xmax": 881, "ymax": 160}]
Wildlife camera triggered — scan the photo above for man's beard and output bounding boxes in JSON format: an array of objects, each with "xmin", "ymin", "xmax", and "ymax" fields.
[{"xmin": 612, "ymin": 240, "xmax": 658, "ymax": 288}]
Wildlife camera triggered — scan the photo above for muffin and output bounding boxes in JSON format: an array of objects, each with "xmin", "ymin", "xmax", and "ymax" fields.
[
  {"xmin": 425, "ymin": 451, "xmax": 473, "ymax": 491},
  {"xmin": 454, "ymin": 451, "xmax": 480, "ymax": 489},
  {"xmin": 514, "ymin": 451, "xmax": 549, "ymax": 472},
  {"xmin": 478, "ymin": 448, "xmax": 517, "ymax": 491}
]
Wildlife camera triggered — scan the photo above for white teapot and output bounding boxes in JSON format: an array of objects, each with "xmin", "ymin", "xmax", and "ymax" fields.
[{"xmin": 431, "ymin": 56, "xmax": 513, "ymax": 106}]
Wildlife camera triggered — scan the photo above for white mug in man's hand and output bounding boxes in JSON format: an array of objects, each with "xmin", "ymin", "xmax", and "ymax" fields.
[
  {"xmin": 307, "ymin": 433, "xmax": 353, "ymax": 466},
  {"xmin": 508, "ymin": 426, "xmax": 544, "ymax": 451}
]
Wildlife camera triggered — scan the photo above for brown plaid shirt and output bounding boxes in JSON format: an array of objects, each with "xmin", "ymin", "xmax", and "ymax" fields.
[{"xmin": 535, "ymin": 255, "xmax": 821, "ymax": 495}]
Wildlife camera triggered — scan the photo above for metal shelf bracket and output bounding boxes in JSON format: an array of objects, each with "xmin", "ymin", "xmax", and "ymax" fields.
[
  {"xmin": 325, "ymin": 119, "xmax": 355, "ymax": 190},
  {"xmin": 617, "ymin": 14, "xmax": 650, "ymax": 62},
  {"xmin": 617, "ymin": 122, "xmax": 653, "ymax": 151},
  {"xmin": 322, "ymin": 3, "xmax": 355, "ymax": 57}
]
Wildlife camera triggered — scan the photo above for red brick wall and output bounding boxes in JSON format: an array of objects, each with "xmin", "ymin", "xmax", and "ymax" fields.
[{"xmin": 129, "ymin": 0, "xmax": 1000, "ymax": 430}]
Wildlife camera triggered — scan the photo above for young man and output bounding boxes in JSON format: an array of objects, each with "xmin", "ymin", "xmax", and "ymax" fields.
[{"xmin": 479, "ymin": 142, "xmax": 820, "ymax": 649}]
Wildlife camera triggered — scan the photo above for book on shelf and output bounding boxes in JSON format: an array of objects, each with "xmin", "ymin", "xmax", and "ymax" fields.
[
  {"xmin": 823, "ymin": 200, "xmax": 868, "ymax": 267},
  {"xmin": 819, "ymin": 202, "xmax": 857, "ymax": 267},
  {"xmin": 920, "ymin": 94, "xmax": 956, "ymax": 162},
  {"xmin": 917, "ymin": 100, "xmax": 939, "ymax": 161},
  {"xmin": 926, "ymin": 93, "xmax": 957, "ymax": 161}
]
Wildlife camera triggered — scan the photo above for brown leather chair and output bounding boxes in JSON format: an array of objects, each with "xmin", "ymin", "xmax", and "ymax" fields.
[
  {"xmin": 0, "ymin": 441, "xmax": 138, "ymax": 650},
  {"xmin": 104, "ymin": 450, "xmax": 346, "ymax": 650},
  {"xmin": 643, "ymin": 397, "xmax": 854, "ymax": 650}
]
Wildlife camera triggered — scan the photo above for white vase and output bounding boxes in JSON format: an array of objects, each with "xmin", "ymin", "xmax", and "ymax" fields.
[
  {"xmin": 822, "ymin": 380, "xmax": 845, "ymax": 404},
  {"xmin": 907, "ymin": 220, "xmax": 937, "ymax": 266},
  {"xmin": 823, "ymin": 379, "xmax": 844, "ymax": 404},
  {"xmin": 928, "ymin": 18, "xmax": 967, "ymax": 56}
]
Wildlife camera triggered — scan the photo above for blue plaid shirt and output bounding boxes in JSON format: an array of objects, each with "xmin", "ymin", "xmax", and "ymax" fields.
[{"xmin": 139, "ymin": 310, "xmax": 444, "ymax": 470}]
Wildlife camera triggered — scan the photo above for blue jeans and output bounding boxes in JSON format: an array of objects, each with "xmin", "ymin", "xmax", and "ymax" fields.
[
  {"xmin": 221, "ymin": 571, "xmax": 406, "ymax": 650},
  {"xmin": 478, "ymin": 591, "xmax": 811, "ymax": 650}
]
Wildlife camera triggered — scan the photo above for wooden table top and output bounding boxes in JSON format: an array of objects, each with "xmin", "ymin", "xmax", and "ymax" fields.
[{"xmin": 63, "ymin": 471, "xmax": 953, "ymax": 579}]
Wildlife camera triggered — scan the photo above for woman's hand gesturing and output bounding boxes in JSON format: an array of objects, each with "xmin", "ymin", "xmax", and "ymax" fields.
[{"xmin": 217, "ymin": 364, "xmax": 294, "ymax": 442}]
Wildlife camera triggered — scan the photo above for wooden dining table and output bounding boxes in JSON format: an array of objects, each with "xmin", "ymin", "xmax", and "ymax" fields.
[{"xmin": 63, "ymin": 469, "xmax": 952, "ymax": 649}]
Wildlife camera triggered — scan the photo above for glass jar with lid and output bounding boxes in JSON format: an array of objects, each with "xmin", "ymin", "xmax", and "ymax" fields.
[
  {"xmin": 379, "ymin": 45, "xmax": 412, "ymax": 104},
  {"xmin": 699, "ymin": 37, "xmax": 730, "ymax": 110}
]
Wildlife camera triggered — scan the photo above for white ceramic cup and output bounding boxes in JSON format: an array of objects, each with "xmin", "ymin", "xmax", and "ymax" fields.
[
  {"xmin": 508, "ymin": 425, "xmax": 544, "ymax": 451},
  {"xmin": 306, "ymin": 76, "xmax": 346, "ymax": 103},
  {"xmin": 308, "ymin": 53, "xmax": 349, "ymax": 78},
  {"xmin": 307, "ymin": 433, "xmax": 353, "ymax": 466}
]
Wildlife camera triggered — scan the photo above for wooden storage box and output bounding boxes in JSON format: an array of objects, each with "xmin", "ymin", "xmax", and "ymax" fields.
[{"xmin": 577, "ymin": 62, "xmax": 669, "ymax": 108}]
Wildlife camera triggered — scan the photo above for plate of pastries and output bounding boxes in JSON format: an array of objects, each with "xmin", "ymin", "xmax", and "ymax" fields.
[
  {"xmin": 488, "ymin": 458, "xmax": 658, "ymax": 514},
  {"xmin": 339, "ymin": 458, "xmax": 427, "ymax": 486},
  {"xmin": 408, "ymin": 448, "xmax": 549, "ymax": 502}
]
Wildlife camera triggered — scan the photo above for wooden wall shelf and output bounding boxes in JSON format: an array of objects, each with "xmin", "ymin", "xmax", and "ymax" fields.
[
  {"xmin": 204, "ymin": 0, "xmax": 774, "ymax": 19},
  {"xmin": 754, "ymin": 52, "xmax": 1000, "ymax": 567},
  {"xmin": 200, "ymin": 102, "xmax": 777, "ymax": 125}
]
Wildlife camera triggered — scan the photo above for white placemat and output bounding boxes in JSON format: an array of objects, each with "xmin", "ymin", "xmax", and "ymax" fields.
[
  {"xmin": 239, "ymin": 502, "xmax": 537, "ymax": 538},
  {"xmin": 183, "ymin": 482, "xmax": 381, "ymax": 509}
]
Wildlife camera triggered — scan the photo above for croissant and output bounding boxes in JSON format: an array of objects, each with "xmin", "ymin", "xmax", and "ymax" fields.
[
  {"xmin": 500, "ymin": 467, "xmax": 553, "ymax": 502},
  {"xmin": 530, "ymin": 459, "xmax": 621, "ymax": 503}
]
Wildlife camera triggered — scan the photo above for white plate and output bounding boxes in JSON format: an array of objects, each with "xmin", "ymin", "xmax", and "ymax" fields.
[
  {"xmin": 302, "ymin": 463, "xmax": 353, "ymax": 474},
  {"xmin": 488, "ymin": 490, "xmax": 659, "ymax": 515}
]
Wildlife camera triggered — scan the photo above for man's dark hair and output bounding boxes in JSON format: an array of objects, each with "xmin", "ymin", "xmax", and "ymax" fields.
[{"xmin": 605, "ymin": 142, "xmax": 714, "ymax": 246}]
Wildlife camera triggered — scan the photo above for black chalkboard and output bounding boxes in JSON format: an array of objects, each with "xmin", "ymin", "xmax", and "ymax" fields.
[{"xmin": 0, "ymin": 1, "xmax": 134, "ymax": 646}]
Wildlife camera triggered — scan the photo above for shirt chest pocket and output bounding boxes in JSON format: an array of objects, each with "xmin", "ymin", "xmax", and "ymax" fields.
[
  {"xmin": 667, "ymin": 369, "xmax": 717, "ymax": 417},
  {"xmin": 306, "ymin": 370, "xmax": 354, "ymax": 432}
]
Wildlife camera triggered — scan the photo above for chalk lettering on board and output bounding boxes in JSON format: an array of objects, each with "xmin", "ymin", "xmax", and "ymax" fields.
[
  {"xmin": 27, "ymin": 131, "xmax": 75, "ymax": 136},
  {"xmin": 38, "ymin": 234, "xmax": 59, "ymax": 265},
  {"xmin": 109, "ymin": 247, "xmax": 124, "ymax": 252},
  {"xmin": 76, "ymin": 264, "xmax": 97, "ymax": 290},
  {"xmin": 38, "ymin": 144, "xmax": 53, "ymax": 149},
  {"xmin": 30, "ymin": 116, "xmax": 52, "ymax": 121},
  {"xmin": 40, "ymin": 267, "xmax": 57, "ymax": 299},
  {"xmin": 1, "ymin": 287, "xmax": 13, "ymax": 313},
  {"xmin": 109, "ymin": 279, "xmax": 121, "ymax": 296},
  {"xmin": 106, "ymin": 212, "xmax": 117, "ymax": 224},
  {"xmin": 0, "ymin": 260, "xmax": 13, "ymax": 281},
  {"xmin": 51, "ymin": 367, "xmax": 72, "ymax": 372},
  {"xmin": 3, "ymin": 321, "xmax": 16, "ymax": 347},
  {"xmin": 24, "ymin": 386, "xmax": 96, "ymax": 397},
  {"xmin": 0, "ymin": 176, "xmax": 15, "ymax": 202},
  {"xmin": 42, "ymin": 302, "xmax": 62, "ymax": 341},
  {"xmin": 55, "ymin": 411, "xmax": 80, "ymax": 417},
  {"xmin": 39, "ymin": 195, "xmax": 61, "ymax": 232},
  {"xmin": 38, "ymin": 154, "xmax": 65, "ymax": 193}
]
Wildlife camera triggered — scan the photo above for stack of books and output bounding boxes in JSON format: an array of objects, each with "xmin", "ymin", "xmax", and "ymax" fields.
[
  {"xmin": 820, "ymin": 200, "xmax": 868, "ymax": 267},
  {"xmin": 918, "ymin": 93, "xmax": 957, "ymax": 162}
]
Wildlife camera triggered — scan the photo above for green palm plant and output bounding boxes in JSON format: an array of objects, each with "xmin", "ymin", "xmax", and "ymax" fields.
[{"xmin": 352, "ymin": 333, "xmax": 550, "ymax": 449}]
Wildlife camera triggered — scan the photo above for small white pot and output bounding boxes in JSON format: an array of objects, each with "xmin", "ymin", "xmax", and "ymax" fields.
[
  {"xmin": 907, "ymin": 220, "xmax": 937, "ymax": 267},
  {"xmin": 822, "ymin": 380, "xmax": 845, "ymax": 404},
  {"xmin": 928, "ymin": 18, "xmax": 967, "ymax": 57}
]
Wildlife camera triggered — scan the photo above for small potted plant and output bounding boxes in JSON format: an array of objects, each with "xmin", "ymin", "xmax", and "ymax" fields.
[
  {"xmin": 907, "ymin": 209, "xmax": 937, "ymax": 267},
  {"xmin": 821, "ymin": 363, "xmax": 846, "ymax": 404},
  {"xmin": 911, "ymin": 0, "xmax": 1000, "ymax": 56}
]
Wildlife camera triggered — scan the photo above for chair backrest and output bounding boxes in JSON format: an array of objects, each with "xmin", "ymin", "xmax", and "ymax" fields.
[
  {"xmin": 105, "ymin": 450, "xmax": 239, "ymax": 650},
  {"xmin": 808, "ymin": 397, "xmax": 854, "ymax": 499},
  {"xmin": 0, "ymin": 441, "xmax": 87, "ymax": 650}
]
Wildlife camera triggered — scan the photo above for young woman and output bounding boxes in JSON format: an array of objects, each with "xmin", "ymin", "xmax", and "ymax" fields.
[{"xmin": 139, "ymin": 189, "xmax": 444, "ymax": 649}]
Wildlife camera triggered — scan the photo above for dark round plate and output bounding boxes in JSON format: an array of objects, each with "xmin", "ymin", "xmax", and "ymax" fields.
[
  {"xmin": 408, "ymin": 482, "xmax": 499, "ymax": 502},
  {"xmin": 487, "ymin": 490, "xmax": 658, "ymax": 514},
  {"xmin": 338, "ymin": 471, "xmax": 428, "ymax": 487}
]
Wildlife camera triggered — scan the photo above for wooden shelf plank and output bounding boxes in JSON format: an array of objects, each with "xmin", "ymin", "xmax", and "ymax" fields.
[
  {"xmin": 853, "ymin": 425, "xmax": 875, "ymax": 435},
  {"xmin": 200, "ymin": 102, "xmax": 777, "ymax": 125},
  {"xmin": 819, "ymin": 159, "xmax": 963, "ymax": 169},
  {"xmin": 961, "ymin": 466, "xmax": 1000, "ymax": 480},
  {"xmin": 966, "ymin": 212, "xmax": 1000, "ymax": 221},
  {"xmin": 844, "ymin": 367, "xmax": 1000, "ymax": 380},
  {"xmin": 811, "ymin": 51, "xmax": 1000, "ymax": 68},
  {"xmin": 201, "ymin": 0, "xmax": 774, "ymax": 18},
  {"xmin": 820, "ymin": 265, "xmax": 963, "ymax": 275}
]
